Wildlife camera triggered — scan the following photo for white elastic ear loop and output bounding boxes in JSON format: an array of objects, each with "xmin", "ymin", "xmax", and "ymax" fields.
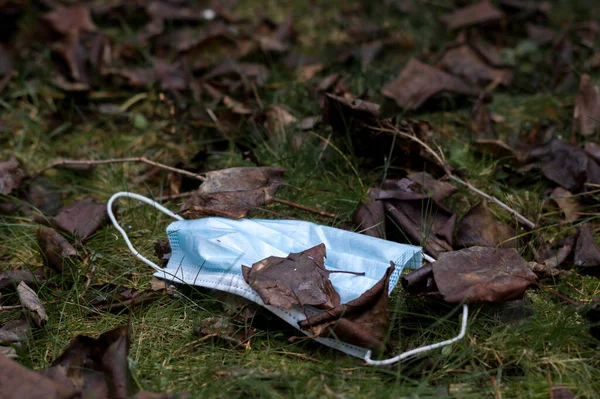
[
  {"xmin": 107, "ymin": 191, "xmax": 183, "ymax": 273},
  {"xmin": 364, "ymin": 253, "xmax": 469, "ymax": 366}
]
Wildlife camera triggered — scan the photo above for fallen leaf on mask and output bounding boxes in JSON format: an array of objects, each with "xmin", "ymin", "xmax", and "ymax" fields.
[
  {"xmin": 17, "ymin": 281, "xmax": 48, "ymax": 327},
  {"xmin": 37, "ymin": 227, "xmax": 78, "ymax": 273},
  {"xmin": 455, "ymin": 201, "xmax": 516, "ymax": 249},
  {"xmin": 242, "ymin": 244, "xmax": 363, "ymax": 310},
  {"xmin": 432, "ymin": 247, "xmax": 538, "ymax": 303},
  {"xmin": 41, "ymin": 197, "xmax": 111, "ymax": 241},
  {"xmin": 353, "ymin": 188, "xmax": 386, "ymax": 239},
  {"xmin": 382, "ymin": 58, "xmax": 478, "ymax": 110},
  {"xmin": 573, "ymin": 74, "xmax": 600, "ymax": 137},
  {"xmin": 439, "ymin": 1, "xmax": 504, "ymax": 30},
  {"xmin": 549, "ymin": 187, "xmax": 580, "ymax": 223},
  {"xmin": 574, "ymin": 225, "xmax": 600, "ymax": 267},
  {"xmin": 298, "ymin": 264, "xmax": 394, "ymax": 353},
  {"xmin": 181, "ymin": 167, "xmax": 283, "ymax": 219}
]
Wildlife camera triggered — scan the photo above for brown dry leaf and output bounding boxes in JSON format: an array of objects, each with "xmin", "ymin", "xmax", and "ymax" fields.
[
  {"xmin": 0, "ymin": 157, "xmax": 23, "ymax": 196},
  {"xmin": 298, "ymin": 264, "xmax": 395, "ymax": 353},
  {"xmin": 323, "ymin": 93, "xmax": 380, "ymax": 134},
  {"xmin": 531, "ymin": 139, "xmax": 597, "ymax": 193},
  {"xmin": 438, "ymin": 44, "xmax": 513, "ymax": 87},
  {"xmin": 470, "ymin": 96, "xmax": 496, "ymax": 139},
  {"xmin": 378, "ymin": 177, "xmax": 456, "ymax": 258},
  {"xmin": 203, "ymin": 60, "xmax": 269, "ymax": 86},
  {"xmin": 0, "ymin": 269, "xmax": 45, "ymax": 289},
  {"xmin": 432, "ymin": 247, "xmax": 538, "ymax": 303},
  {"xmin": 455, "ymin": 201, "xmax": 516, "ymax": 249},
  {"xmin": 406, "ymin": 172, "xmax": 458, "ymax": 203},
  {"xmin": 17, "ymin": 281, "xmax": 48, "ymax": 327},
  {"xmin": 353, "ymin": 188, "xmax": 385, "ymax": 239},
  {"xmin": 242, "ymin": 244, "xmax": 362, "ymax": 310},
  {"xmin": 0, "ymin": 44, "xmax": 13, "ymax": 77},
  {"xmin": 550, "ymin": 386, "xmax": 575, "ymax": 399},
  {"xmin": 108, "ymin": 58, "xmax": 187, "ymax": 91},
  {"xmin": 549, "ymin": 187, "xmax": 580, "ymax": 223},
  {"xmin": 181, "ymin": 167, "xmax": 283, "ymax": 219},
  {"xmin": 42, "ymin": 6, "xmax": 97, "ymax": 36},
  {"xmin": 439, "ymin": 1, "xmax": 505, "ymax": 30},
  {"xmin": 535, "ymin": 234, "xmax": 576, "ymax": 269},
  {"xmin": 0, "ymin": 318, "xmax": 29, "ymax": 346},
  {"xmin": 37, "ymin": 227, "xmax": 78, "ymax": 273},
  {"xmin": 473, "ymin": 139, "xmax": 516, "ymax": 159},
  {"xmin": 526, "ymin": 24, "xmax": 557, "ymax": 45},
  {"xmin": 88, "ymin": 284, "xmax": 168, "ymax": 313},
  {"xmin": 43, "ymin": 197, "xmax": 110, "ymax": 241},
  {"xmin": 41, "ymin": 325, "xmax": 134, "ymax": 398},
  {"xmin": 585, "ymin": 141, "xmax": 600, "ymax": 162},
  {"xmin": 382, "ymin": 58, "xmax": 478, "ymax": 110},
  {"xmin": 194, "ymin": 316, "xmax": 254, "ymax": 348},
  {"xmin": 574, "ymin": 225, "xmax": 600, "ymax": 267},
  {"xmin": 573, "ymin": 74, "xmax": 600, "ymax": 137},
  {"xmin": 401, "ymin": 264, "xmax": 437, "ymax": 295},
  {"xmin": 0, "ymin": 353, "xmax": 76, "ymax": 399},
  {"xmin": 264, "ymin": 105, "xmax": 297, "ymax": 136}
]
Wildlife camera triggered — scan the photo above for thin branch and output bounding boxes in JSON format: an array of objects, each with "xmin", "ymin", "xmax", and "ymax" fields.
[
  {"xmin": 272, "ymin": 198, "xmax": 337, "ymax": 219},
  {"xmin": 372, "ymin": 124, "xmax": 536, "ymax": 230},
  {"xmin": 32, "ymin": 157, "xmax": 206, "ymax": 182}
]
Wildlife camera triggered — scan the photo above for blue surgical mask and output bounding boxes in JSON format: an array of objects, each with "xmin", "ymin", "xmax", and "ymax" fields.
[{"xmin": 108, "ymin": 192, "xmax": 467, "ymax": 365}]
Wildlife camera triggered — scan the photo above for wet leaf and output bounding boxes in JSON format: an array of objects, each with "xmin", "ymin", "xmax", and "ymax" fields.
[
  {"xmin": 17, "ymin": 281, "xmax": 47, "ymax": 327},
  {"xmin": 44, "ymin": 197, "xmax": 111, "ymax": 241},
  {"xmin": 298, "ymin": 264, "xmax": 395, "ymax": 353},
  {"xmin": 574, "ymin": 225, "xmax": 600, "ymax": 267},
  {"xmin": 181, "ymin": 167, "xmax": 283, "ymax": 219},
  {"xmin": 382, "ymin": 58, "xmax": 478, "ymax": 110},
  {"xmin": 549, "ymin": 187, "xmax": 580, "ymax": 223},
  {"xmin": 439, "ymin": 1, "xmax": 504, "ymax": 31},
  {"xmin": 37, "ymin": 227, "xmax": 78, "ymax": 273},
  {"xmin": 573, "ymin": 74, "xmax": 600, "ymax": 137},
  {"xmin": 455, "ymin": 201, "xmax": 516, "ymax": 249},
  {"xmin": 432, "ymin": 247, "xmax": 538, "ymax": 303},
  {"xmin": 243, "ymin": 244, "xmax": 363, "ymax": 310}
]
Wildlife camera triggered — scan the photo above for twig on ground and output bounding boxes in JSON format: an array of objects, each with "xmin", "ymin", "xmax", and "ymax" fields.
[
  {"xmin": 272, "ymin": 198, "xmax": 337, "ymax": 218},
  {"xmin": 372, "ymin": 124, "xmax": 536, "ymax": 230},
  {"xmin": 32, "ymin": 157, "xmax": 207, "ymax": 182}
]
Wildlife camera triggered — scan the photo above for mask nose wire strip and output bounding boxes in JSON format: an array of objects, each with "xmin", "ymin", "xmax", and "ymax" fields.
[
  {"xmin": 363, "ymin": 254, "xmax": 469, "ymax": 366},
  {"xmin": 107, "ymin": 191, "xmax": 183, "ymax": 274}
]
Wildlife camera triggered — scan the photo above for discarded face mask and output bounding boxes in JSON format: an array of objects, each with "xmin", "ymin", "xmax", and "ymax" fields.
[{"xmin": 107, "ymin": 192, "xmax": 468, "ymax": 365}]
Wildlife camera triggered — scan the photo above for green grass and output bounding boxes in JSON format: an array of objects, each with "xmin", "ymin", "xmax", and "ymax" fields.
[{"xmin": 1, "ymin": 0, "xmax": 600, "ymax": 397}]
